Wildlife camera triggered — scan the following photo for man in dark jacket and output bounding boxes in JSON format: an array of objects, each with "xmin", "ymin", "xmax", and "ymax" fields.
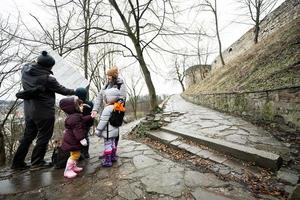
[{"xmin": 11, "ymin": 51, "xmax": 75, "ymax": 170}]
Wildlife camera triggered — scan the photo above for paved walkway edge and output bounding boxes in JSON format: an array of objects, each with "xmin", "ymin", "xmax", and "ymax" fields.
[{"xmin": 161, "ymin": 127, "xmax": 283, "ymax": 171}]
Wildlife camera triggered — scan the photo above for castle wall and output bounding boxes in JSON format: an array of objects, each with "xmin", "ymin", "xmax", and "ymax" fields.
[{"xmin": 211, "ymin": 0, "xmax": 300, "ymax": 70}]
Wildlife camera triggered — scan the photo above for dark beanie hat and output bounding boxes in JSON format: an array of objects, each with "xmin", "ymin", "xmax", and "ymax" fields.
[
  {"xmin": 75, "ymin": 87, "xmax": 87, "ymax": 101},
  {"xmin": 37, "ymin": 51, "xmax": 55, "ymax": 68}
]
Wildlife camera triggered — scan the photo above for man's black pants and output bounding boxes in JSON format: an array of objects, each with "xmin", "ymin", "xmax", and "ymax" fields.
[{"xmin": 12, "ymin": 117, "xmax": 54, "ymax": 166}]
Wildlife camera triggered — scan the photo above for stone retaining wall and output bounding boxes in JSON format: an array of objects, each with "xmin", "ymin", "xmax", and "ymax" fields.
[{"xmin": 182, "ymin": 86, "xmax": 300, "ymax": 133}]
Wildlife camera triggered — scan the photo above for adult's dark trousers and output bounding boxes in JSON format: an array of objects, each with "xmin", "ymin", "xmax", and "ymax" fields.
[
  {"xmin": 12, "ymin": 117, "xmax": 55, "ymax": 166},
  {"xmin": 81, "ymin": 127, "xmax": 90, "ymax": 158}
]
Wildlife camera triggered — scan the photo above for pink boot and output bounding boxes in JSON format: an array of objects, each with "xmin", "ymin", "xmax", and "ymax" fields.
[
  {"xmin": 72, "ymin": 161, "xmax": 83, "ymax": 173},
  {"xmin": 64, "ymin": 158, "xmax": 77, "ymax": 178}
]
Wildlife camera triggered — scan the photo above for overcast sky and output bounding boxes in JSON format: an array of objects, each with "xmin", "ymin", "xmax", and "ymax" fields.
[{"xmin": 0, "ymin": 0, "xmax": 285, "ymax": 96}]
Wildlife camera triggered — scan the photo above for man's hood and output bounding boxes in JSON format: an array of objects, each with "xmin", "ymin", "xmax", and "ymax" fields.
[{"xmin": 22, "ymin": 62, "xmax": 53, "ymax": 76}]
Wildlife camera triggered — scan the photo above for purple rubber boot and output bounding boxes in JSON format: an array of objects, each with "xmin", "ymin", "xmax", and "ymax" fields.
[
  {"xmin": 111, "ymin": 148, "xmax": 118, "ymax": 162},
  {"xmin": 102, "ymin": 154, "xmax": 112, "ymax": 167}
]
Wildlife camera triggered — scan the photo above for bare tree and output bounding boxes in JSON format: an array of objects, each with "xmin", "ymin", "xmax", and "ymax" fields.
[
  {"xmin": 196, "ymin": 31, "xmax": 211, "ymax": 66},
  {"xmin": 88, "ymin": 50, "xmax": 107, "ymax": 96},
  {"xmin": 70, "ymin": 0, "xmax": 104, "ymax": 99},
  {"xmin": 29, "ymin": 0, "xmax": 79, "ymax": 56},
  {"xmin": 29, "ymin": 0, "xmax": 207, "ymax": 110},
  {"xmin": 196, "ymin": 32, "xmax": 212, "ymax": 80},
  {"xmin": 0, "ymin": 16, "xmax": 33, "ymax": 166},
  {"xmin": 30, "ymin": 0, "xmax": 109, "ymax": 100},
  {"xmin": 87, "ymin": 0, "xmax": 180, "ymax": 111},
  {"xmin": 88, "ymin": 46, "xmax": 120, "ymax": 98},
  {"xmin": 103, "ymin": 0, "xmax": 163, "ymax": 111},
  {"xmin": 169, "ymin": 56, "xmax": 187, "ymax": 92},
  {"xmin": 236, "ymin": 0, "xmax": 278, "ymax": 44},
  {"xmin": 125, "ymin": 72, "xmax": 144, "ymax": 120},
  {"xmin": 3, "ymin": 102, "xmax": 24, "ymax": 162},
  {"xmin": 200, "ymin": 0, "xmax": 225, "ymax": 66}
]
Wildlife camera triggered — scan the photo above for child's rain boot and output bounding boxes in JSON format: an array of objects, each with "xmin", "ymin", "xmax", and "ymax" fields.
[
  {"xmin": 64, "ymin": 158, "xmax": 77, "ymax": 178},
  {"xmin": 102, "ymin": 151, "xmax": 112, "ymax": 167},
  {"xmin": 72, "ymin": 161, "xmax": 83, "ymax": 173},
  {"xmin": 111, "ymin": 148, "xmax": 118, "ymax": 162}
]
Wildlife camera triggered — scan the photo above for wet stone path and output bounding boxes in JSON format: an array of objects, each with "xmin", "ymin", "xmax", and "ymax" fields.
[
  {"xmin": 164, "ymin": 95, "xmax": 290, "ymax": 160},
  {"xmin": 0, "ymin": 122, "xmax": 257, "ymax": 200}
]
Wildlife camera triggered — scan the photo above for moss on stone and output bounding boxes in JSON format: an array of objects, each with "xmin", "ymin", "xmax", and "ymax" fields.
[
  {"xmin": 262, "ymin": 101, "xmax": 275, "ymax": 121},
  {"xmin": 234, "ymin": 94, "xmax": 248, "ymax": 112}
]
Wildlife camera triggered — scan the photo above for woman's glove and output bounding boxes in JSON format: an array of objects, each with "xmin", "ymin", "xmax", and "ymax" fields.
[
  {"xmin": 80, "ymin": 138, "xmax": 88, "ymax": 146},
  {"xmin": 95, "ymin": 129, "xmax": 102, "ymax": 137}
]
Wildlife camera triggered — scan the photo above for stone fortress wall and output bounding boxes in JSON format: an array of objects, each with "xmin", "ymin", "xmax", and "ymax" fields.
[{"xmin": 212, "ymin": 0, "xmax": 300, "ymax": 70}]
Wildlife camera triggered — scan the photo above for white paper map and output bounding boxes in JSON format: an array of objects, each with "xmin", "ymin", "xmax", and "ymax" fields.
[{"xmin": 46, "ymin": 50, "xmax": 89, "ymax": 100}]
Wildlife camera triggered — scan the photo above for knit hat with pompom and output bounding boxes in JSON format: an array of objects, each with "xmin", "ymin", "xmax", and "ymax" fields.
[{"xmin": 37, "ymin": 51, "xmax": 55, "ymax": 68}]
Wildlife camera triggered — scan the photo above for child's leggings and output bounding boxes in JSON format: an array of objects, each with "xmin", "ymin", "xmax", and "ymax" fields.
[
  {"xmin": 70, "ymin": 151, "xmax": 81, "ymax": 161},
  {"xmin": 104, "ymin": 138, "xmax": 116, "ymax": 155}
]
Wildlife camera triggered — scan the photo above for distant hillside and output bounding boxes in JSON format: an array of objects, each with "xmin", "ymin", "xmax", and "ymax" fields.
[{"xmin": 184, "ymin": 17, "xmax": 300, "ymax": 95}]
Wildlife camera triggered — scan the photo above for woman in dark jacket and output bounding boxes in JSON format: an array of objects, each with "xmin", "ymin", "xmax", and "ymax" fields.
[{"xmin": 59, "ymin": 97, "xmax": 92, "ymax": 178}]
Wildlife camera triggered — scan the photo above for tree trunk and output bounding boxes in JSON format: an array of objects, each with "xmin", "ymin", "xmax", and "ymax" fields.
[
  {"xmin": 0, "ymin": 127, "xmax": 6, "ymax": 166},
  {"xmin": 213, "ymin": 1, "xmax": 225, "ymax": 66},
  {"xmin": 109, "ymin": 0, "xmax": 158, "ymax": 111},
  {"xmin": 133, "ymin": 99, "xmax": 137, "ymax": 120},
  {"xmin": 254, "ymin": 24, "xmax": 259, "ymax": 44},
  {"xmin": 133, "ymin": 42, "xmax": 158, "ymax": 111},
  {"xmin": 83, "ymin": 0, "xmax": 90, "ymax": 100},
  {"xmin": 254, "ymin": 4, "xmax": 261, "ymax": 44},
  {"xmin": 138, "ymin": 57, "xmax": 158, "ymax": 111},
  {"xmin": 180, "ymin": 81, "xmax": 185, "ymax": 92}
]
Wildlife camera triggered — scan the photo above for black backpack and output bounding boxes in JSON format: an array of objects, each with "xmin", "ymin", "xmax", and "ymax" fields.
[
  {"xmin": 51, "ymin": 146, "xmax": 69, "ymax": 169},
  {"xmin": 109, "ymin": 109, "xmax": 125, "ymax": 127}
]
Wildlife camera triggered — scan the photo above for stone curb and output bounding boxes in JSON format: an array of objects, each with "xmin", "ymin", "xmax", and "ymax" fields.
[
  {"xmin": 148, "ymin": 131, "xmax": 228, "ymax": 164},
  {"xmin": 161, "ymin": 127, "xmax": 283, "ymax": 171},
  {"xmin": 148, "ymin": 131, "xmax": 249, "ymax": 175}
]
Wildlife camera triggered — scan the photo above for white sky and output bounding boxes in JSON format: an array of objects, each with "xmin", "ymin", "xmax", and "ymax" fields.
[{"xmin": 0, "ymin": 0, "xmax": 285, "ymax": 97}]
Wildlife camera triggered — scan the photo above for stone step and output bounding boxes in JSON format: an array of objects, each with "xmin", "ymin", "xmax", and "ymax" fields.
[
  {"xmin": 148, "ymin": 130, "xmax": 250, "ymax": 176},
  {"xmin": 149, "ymin": 131, "xmax": 228, "ymax": 164},
  {"xmin": 160, "ymin": 127, "xmax": 283, "ymax": 171}
]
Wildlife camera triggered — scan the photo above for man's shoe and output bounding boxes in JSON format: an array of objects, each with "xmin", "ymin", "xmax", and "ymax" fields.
[
  {"xmin": 81, "ymin": 147, "xmax": 90, "ymax": 159},
  {"xmin": 79, "ymin": 152, "xmax": 90, "ymax": 161},
  {"xmin": 83, "ymin": 152, "xmax": 90, "ymax": 159},
  {"xmin": 11, "ymin": 162, "xmax": 30, "ymax": 170},
  {"xmin": 31, "ymin": 160, "xmax": 53, "ymax": 170}
]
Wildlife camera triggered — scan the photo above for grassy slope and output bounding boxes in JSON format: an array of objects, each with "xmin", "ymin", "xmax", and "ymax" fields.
[{"xmin": 184, "ymin": 17, "xmax": 300, "ymax": 95}]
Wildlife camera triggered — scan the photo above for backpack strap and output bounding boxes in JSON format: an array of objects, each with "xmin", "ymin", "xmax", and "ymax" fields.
[
  {"xmin": 116, "ymin": 83, "xmax": 122, "ymax": 90},
  {"xmin": 106, "ymin": 123, "xmax": 109, "ymax": 139},
  {"xmin": 104, "ymin": 83, "xmax": 109, "ymax": 90},
  {"xmin": 104, "ymin": 80, "xmax": 122, "ymax": 90}
]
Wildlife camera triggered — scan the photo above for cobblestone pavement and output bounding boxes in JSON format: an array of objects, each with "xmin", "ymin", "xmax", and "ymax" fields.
[
  {"xmin": 163, "ymin": 95, "xmax": 291, "ymax": 159},
  {"xmin": 1, "ymin": 95, "xmax": 298, "ymax": 200},
  {"xmin": 0, "ymin": 121, "xmax": 260, "ymax": 200}
]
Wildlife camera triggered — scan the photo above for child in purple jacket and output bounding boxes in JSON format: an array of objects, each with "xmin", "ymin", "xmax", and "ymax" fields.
[{"xmin": 59, "ymin": 97, "xmax": 92, "ymax": 178}]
